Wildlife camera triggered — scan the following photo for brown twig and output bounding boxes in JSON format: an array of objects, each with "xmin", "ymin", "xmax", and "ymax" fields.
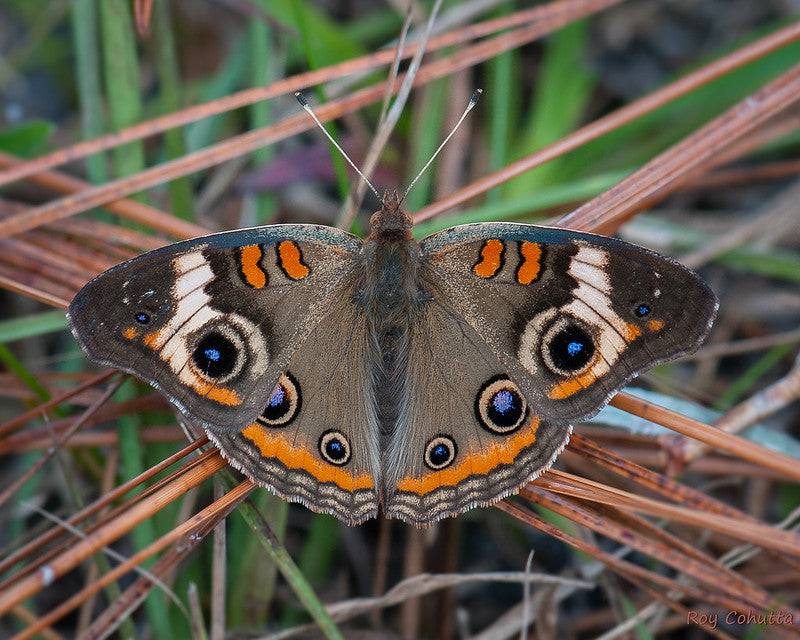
[
  {"xmin": 0, "ymin": 0, "xmax": 619, "ymax": 190},
  {"xmin": 610, "ymin": 391, "xmax": 800, "ymax": 482},
  {"xmin": 0, "ymin": 376, "xmax": 122, "ymax": 510},
  {"xmin": 413, "ymin": 20, "xmax": 800, "ymax": 224}
]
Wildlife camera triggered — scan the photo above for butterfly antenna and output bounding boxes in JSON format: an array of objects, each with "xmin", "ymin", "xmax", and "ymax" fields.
[
  {"xmin": 295, "ymin": 92, "xmax": 381, "ymax": 199},
  {"xmin": 402, "ymin": 88, "xmax": 482, "ymax": 202}
]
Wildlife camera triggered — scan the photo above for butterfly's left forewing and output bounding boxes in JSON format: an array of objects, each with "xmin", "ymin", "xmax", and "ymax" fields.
[
  {"xmin": 70, "ymin": 224, "xmax": 381, "ymax": 522},
  {"xmin": 69, "ymin": 225, "xmax": 362, "ymax": 433}
]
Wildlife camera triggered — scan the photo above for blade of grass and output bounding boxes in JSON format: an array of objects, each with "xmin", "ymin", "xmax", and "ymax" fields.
[
  {"xmin": 290, "ymin": 0, "xmax": 350, "ymax": 201},
  {"xmin": 98, "ymin": 0, "xmax": 147, "ymax": 203},
  {"xmin": 152, "ymin": 0, "xmax": 195, "ymax": 219},
  {"xmin": 281, "ymin": 513, "xmax": 341, "ymax": 627},
  {"xmin": 0, "ymin": 121, "xmax": 54, "ymax": 157},
  {"xmin": 715, "ymin": 345, "xmax": 796, "ymax": 411},
  {"xmin": 404, "ymin": 78, "xmax": 449, "ymax": 213},
  {"xmin": 0, "ymin": 344, "xmax": 61, "ymax": 563},
  {"xmin": 230, "ymin": 480, "xmax": 345, "ymax": 640},
  {"xmin": 114, "ymin": 378, "xmax": 173, "ymax": 638},
  {"xmin": 505, "ymin": 18, "xmax": 594, "ymax": 197},
  {"xmin": 559, "ymin": 22, "xmax": 800, "ymax": 182},
  {"xmin": 485, "ymin": 2, "xmax": 519, "ymax": 205},
  {"xmin": 246, "ymin": 0, "xmax": 280, "ymax": 225},
  {"xmin": 186, "ymin": 35, "xmax": 248, "ymax": 152},
  {"xmin": 70, "ymin": 0, "xmax": 107, "ymax": 183},
  {"xmin": 0, "ymin": 310, "xmax": 68, "ymax": 343},
  {"xmin": 413, "ymin": 168, "xmax": 628, "ymax": 235},
  {"xmin": 227, "ymin": 489, "xmax": 287, "ymax": 628}
]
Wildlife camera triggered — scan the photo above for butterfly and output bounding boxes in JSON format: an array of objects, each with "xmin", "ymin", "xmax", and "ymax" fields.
[{"xmin": 68, "ymin": 181, "xmax": 717, "ymax": 526}]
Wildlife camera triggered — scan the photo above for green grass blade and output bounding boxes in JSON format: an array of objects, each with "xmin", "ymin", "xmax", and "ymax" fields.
[
  {"xmin": 186, "ymin": 35, "xmax": 248, "ymax": 152},
  {"xmin": 485, "ymin": 4, "xmax": 518, "ymax": 205},
  {"xmin": 414, "ymin": 169, "xmax": 629, "ymax": 237},
  {"xmin": 289, "ymin": 0, "xmax": 350, "ymax": 201},
  {"xmin": 115, "ymin": 382, "xmax": 173, "ymax": 634},
  {"xmin": 229, "ymin": 485, "xmax": 344, "ymax": 640},
  {"xmin": 246, "ymin": 2, "xmax": 280, "ymax": 225},
  {"xmin": 99, "ymin": 0, "xmax": 147, "ymax": 201},
  {"xmin": 0, "ymin": 310, "xmax": 68, "ymax": 343},
  {"xmin": 715, "ymin": 345, "xmax": 795, "ymax": 411},
  {"xmin": 505, "ymin": 19, "xmax": 594, "ymax": 197},
  {"xmin": 70, "ymin": 0, "xmax": 107, "ymax": 183},
  {"xmin": 152, "ymin": 0, "xmax": 195, "ymax": 219},
  {"xmin": 405, "ymin": 78, "xmax": 449, "ymax": 213},
  {"xmin": 0, "ymin": 120, "xmax": 54, "ymax": 157}
]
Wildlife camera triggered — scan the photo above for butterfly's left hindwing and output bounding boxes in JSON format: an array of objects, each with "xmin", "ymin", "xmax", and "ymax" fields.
[
  {"xmin": 68, "ymin": 225, "xmax": 363, "ymax": 433},
  {"xmin": 208, "ymin": 289, "xmax": 380, "ymax": 525}
]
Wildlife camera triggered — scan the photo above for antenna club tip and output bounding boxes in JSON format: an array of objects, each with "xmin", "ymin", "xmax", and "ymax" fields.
[
  {"xmin": 295, "ymin": 91, "xmax": 309, "ymax": 107},
  {"xmin": 469, "ymin": 88, "xmax": 483, "ymax": 107}
]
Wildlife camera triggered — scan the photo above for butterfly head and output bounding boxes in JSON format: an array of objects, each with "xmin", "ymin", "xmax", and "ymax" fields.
[{"xmin": 369, "ymin": 189, "xmax": 413, "ymax": 241}]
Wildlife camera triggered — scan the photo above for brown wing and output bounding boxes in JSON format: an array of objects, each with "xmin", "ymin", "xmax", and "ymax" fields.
[
  {"xmin": 209, "ymin": 290, "xmax": 380, "ymax": 525},
  {"xmin": 69, "ymin": 224, "xmax": 364, "ymax": 433},
  {"xmin": 419, "ymin": 222, "xmax": 717, "ymax": 424}
]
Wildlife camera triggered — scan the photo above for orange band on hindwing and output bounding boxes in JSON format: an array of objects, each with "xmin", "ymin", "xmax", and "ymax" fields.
[
  {"xmin": 277, "ymin": 241, "xmax": 310, "ymax": 280},
  {"xmin": 516, "ymin": 241, "xmax": 543, "ymax": 285},
  {"xmin": 396, "ymin": 417, "xmax": 541, "ymax": 495},
  {"xmin": 472, "ymin": 239, "xmax": 505, "ymax": 278},
  {"xmin": 241, "ymin": 424, "xmax": 374, "ymax": 491},
  {"xmin": 239, "ymin": 245, "xmax": 267, "ymax": 288}
]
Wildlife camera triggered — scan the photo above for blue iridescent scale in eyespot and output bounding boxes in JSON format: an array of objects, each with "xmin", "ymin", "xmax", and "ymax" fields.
[
  {"xmin": 269, "ymin": 384, "xmax": 286, "ymax": 407},
  {"xmin": 327, "ymin": 441, "xmax": 343, "ymax": 455},
  {"xmin": 492, "ymin": 390, "xmax": 515, "ymax": 414},
  {"xmin": 204, "ymin": 347, "xmax": 221, "ymax": 362},
  {"xmin": 636, "ymin": 304, "xmax": 651, "ymax": 317},
  {"xmin": 567, "ymin": 341, "xmax": 584, "ymax": 356}
]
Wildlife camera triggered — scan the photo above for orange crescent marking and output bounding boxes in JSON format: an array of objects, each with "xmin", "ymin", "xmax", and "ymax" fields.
[
  {"xmin": 191, "ymin": 379, "xmax": 242, "ymax": 406},
  {"xmin": 548, "ymin": 369, "xmax": 598, "ymax": 400},
  {"xmin": 240, "ymin": 245, "xmax": 267, "ymax": 288},
  {"xmin": 241, "ymin": 424, "xmax": 374, "ymax": 490},
  {"xmin": 648, "ymin": 319, "xmax": 665, "ymax": 332},
  {"xmin": 277, "ymin": 241, "xmax": 310, "ymax": 280},
  {"xmin": 122, "ymin": 327, "xmax": 139, "ymax": 340},
  {"xmin": 624, "ymin": 322, "xmax": 642, "ymax": 341},
  {"xmin": 396, "ymin": 416, "xmax": 540, "ymax": 495},
  {"xmin": 143, "ymin": 331, "xmax": 160, "ymax": 348},
  {"xmin": 516, "ymin": 241, "xmax": 542, "ymax": 285},
  {"xmin": 473, "ymin": 239, "xmax": 504, "ymax": 278}
]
